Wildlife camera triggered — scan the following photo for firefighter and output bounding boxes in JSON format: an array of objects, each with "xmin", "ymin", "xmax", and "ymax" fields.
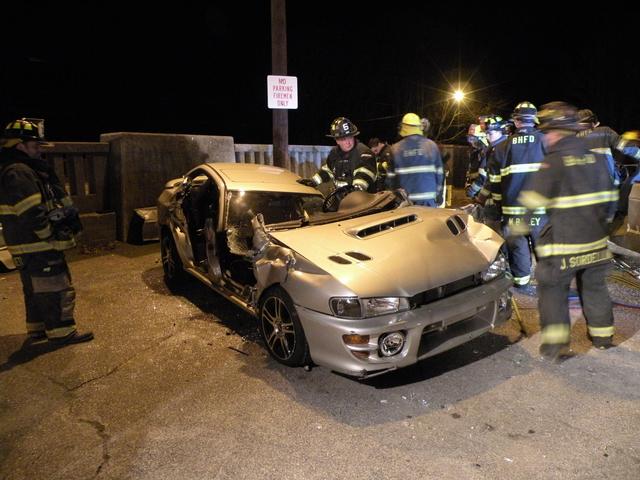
[
  {"xmin": 576, "ymin": 109, "xmax": 640, "ymax": 230},
  {"xmin": 388, "ymin": 113, "xmax": 444, "ymax": 207},
  {"xmin": 0, "ymin": 119, "xmax": 93, "ymax": 345},
  {"xmin": 518, "ymin": 102, "xmax": 617, "ymax": 359},
  {"xmin": 477, "ymin": 115, "xmax": 510, "ymax": 232},
  {"xmin": 299, "ymin": 117, "xmax": 377, "ymax": 193},
  {"xmin": 367, "ymin": 137, "xmax": 393, "ymax": 191},
  {"xmin": 465, "ymin": 123, "xmax": 489, "ymax": 199},
  {"xmin": 484, "ymin": 102, "xmax": 547, "ymax": 289}
]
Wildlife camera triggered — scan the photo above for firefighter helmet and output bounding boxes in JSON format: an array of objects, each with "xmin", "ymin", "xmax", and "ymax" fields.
[
  {"xmin": 467, "ymin": 124, "xmax": 488, "ymax": 147},
  {"xmin": 0, "ymin": 118, "xmax": 48, "ymax": 147},
  {"xmin": 484, "ymin": 115, "xmax": 508, "ymax": 134},
  {"xmin": 399, "ymin": 113, "xmax": 423, "ymax": 137},
  {"xmin": 577, "ymin": 108, "xmax": 599, "ymax": 127},
  {"xmin": 512, "ymin": 101, "xmax": 539, "ymax": 124},
  {"xmin": 327, "ymin": 117, "xmax": 360, "ymax": 138},
  {"xmin": 537, "ymin": 102, "xmax": 580, "ymax": 132},
  {"xmin": 621, "ymin": 130, "xmax": 640, "ymax": 149}
]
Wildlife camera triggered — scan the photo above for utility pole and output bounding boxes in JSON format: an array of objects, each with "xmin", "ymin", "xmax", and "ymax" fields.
[{"xmin": 271, "ymin": 0, "xmax": 288, "ymax": 169}]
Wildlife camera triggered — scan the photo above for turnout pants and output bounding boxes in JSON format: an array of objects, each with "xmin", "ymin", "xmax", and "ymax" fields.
[
  {"xmin": 503, "ymin": 219, "xmax": 545, "ymax": 286},
  {"xmin": 536, "ymin": 258, "xmax": 614, "ymax": 346},
  {"xmin": 16, "ymin": 250, "xmax": 77, "ymax": 340}
]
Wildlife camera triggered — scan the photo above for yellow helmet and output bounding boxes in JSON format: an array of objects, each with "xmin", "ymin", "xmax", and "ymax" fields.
[
  {"xmin": 621, "ymin": 130, "xmax": 640, "ymax": 148},
  {"xmin": 399, "ymin": 113, "xmax": 423, "ymax": 137}
]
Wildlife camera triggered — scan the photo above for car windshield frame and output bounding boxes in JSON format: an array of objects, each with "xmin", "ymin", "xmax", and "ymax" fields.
[{"xmin": 225, "ymin": 190, "xmax": 324, "ymax": 230}]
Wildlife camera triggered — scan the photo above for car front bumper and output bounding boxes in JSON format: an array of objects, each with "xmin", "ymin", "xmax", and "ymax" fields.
[{"xmin": 295, "ymin": 275, "xmax": 513, "ymax": 378}]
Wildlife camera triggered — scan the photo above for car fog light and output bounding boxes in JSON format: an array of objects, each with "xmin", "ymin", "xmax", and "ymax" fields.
[{"xmin": 379, "ymin": 332, "xmax": 405, "ymax": 357}]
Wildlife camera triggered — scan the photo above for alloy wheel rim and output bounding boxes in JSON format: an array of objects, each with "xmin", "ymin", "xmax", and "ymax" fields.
[
  {"xmin": 261, "ymin": 297, "xmax": 296, "ymax": 360},
  {"xmin": 162, "ymin": 237, "xmax": 175, "ymax": 277}
]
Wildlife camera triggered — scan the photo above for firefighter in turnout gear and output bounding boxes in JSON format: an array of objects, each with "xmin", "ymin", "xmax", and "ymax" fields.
[
  {"xmin": 388, "ymin": 113, "xmax": 444, "ymax": 207},
  {"xmin": 465, "ymin": 123, "xmax": 489, "ymax": 199},
  {"xmin": 0, "ymin": 119, "xmax": 93, "ymax": 345},
  {"xmin": 483, "ymin": 102, "xmax": 547, "ymax": 288},
  {"xmin": 519, "ymin": 102, "xmax": 617, "ymax": 359},
  {"xmin": 477, "ymin": 116, "xmax": 510, "ymax": 232},
  {"xmin": 368, "ymin": 137, "xmax": 394, "ymax": 191},
  {"xmin": 300, "ymin": 117, "xmax": 377, "ymax": 193},
  {"xmin": 576, "ymin": 109, "xmax": 640, "ymax": 229}
]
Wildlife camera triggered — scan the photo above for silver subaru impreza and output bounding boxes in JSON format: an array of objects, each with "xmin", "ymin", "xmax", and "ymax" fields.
[{"xmin": 157, "ymin": 162, "xmax": 512, "ymax": 378}]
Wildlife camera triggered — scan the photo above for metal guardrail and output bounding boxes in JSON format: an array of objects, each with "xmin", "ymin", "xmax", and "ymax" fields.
[{"xmin": 234, "ymin": 144, "xmax": 333, "ymax": 178}]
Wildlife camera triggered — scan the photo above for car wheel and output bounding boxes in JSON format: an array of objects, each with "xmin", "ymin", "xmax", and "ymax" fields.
[
  {"xmin": 259, "ymin": 287, "xmax": 310, "ymax": 367},
  {"xmin": 161, "ymin": 229, "xmax": 187, "ymax": 288}
]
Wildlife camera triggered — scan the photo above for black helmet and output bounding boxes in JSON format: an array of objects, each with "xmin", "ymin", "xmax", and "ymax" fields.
[
  {"xmin": 537, "ymin": 102, "xmax": 580, "ymax": 132},
  {"xmin": 577, "ymin": 108, "xmax": 598, "ymax": 126},
  {"xmin": 512, "ymin": 101, "xmax": 539, "ymax": 123},
  {"xmin": 327, "ymin": 117, "xmax": 360, "ymax": 138},
  {"xmin": 1, "ymin": 118, "xmax": 47, "ymax": 147}
]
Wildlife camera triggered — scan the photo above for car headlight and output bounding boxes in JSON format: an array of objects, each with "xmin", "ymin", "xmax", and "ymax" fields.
[
  {"xmin": 481, "ymin": 252, "xmax": 507, "ymax": 282},
  {"xmin": 330, "ymin": 297, "xmax": 410, "ymax": 318}
]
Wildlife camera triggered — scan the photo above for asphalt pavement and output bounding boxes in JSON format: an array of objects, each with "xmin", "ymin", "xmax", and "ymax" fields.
[{"xmin": 1, "ymin": 240, "xmax": 639, "ymax": 480}]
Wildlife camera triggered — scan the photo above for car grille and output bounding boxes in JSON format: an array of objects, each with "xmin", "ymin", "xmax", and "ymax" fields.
[{"xmin": 410, "ymin": 273, "xmax": 481, "ymax": 308}]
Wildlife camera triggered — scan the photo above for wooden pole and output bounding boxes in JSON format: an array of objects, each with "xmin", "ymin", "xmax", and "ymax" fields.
[{"xmin": 271, "ymin": 0, "xmax": 289, "ymax": 169}]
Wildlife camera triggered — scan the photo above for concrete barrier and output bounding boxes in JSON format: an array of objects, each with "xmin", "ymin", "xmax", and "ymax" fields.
[{"xmin": 100, "ymin": 132, "xmax": 235, "ymax": 241}]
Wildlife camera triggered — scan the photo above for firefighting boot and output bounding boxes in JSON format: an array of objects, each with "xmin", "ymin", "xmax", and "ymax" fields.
[
  {"xmin": 49, "ymin": 330, "xmax": 94, "ymax": 346},
  {"xmin": 539, "ymin": 343, "xmax": 572, "ymax": 362},
  {"xmin": 591, "ymin": 336, "xmax": 613, "ymax": 350}
]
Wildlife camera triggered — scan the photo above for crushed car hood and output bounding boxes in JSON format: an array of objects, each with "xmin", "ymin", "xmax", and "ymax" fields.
[{"xmin": 270, "ymin": 206, "xmax": 503, "ymax": 298}]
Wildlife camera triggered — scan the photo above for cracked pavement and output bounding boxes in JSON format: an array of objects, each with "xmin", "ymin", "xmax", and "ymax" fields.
[{"xmin": 1, "ymin": 242, "xmax": 640, "ymax": 479}]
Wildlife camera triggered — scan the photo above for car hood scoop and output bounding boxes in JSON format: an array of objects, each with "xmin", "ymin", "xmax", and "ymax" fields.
[{"xmin": 270, "ymin": 207, "xmax": 503, "ymax": 297}]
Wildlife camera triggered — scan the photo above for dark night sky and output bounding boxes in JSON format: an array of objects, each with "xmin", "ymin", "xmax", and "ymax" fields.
[{"xmin": 2, "ymin": 2, "xmax": 639, "ymax": 146}]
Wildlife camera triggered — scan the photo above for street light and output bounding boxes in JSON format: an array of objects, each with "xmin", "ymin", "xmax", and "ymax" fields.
[{"xmin": 452, "ymin": 89, "xmax": 465, "ymax": 103}]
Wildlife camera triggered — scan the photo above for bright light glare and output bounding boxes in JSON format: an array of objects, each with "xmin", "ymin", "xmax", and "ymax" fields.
[{"xmin": 452, "ymin": 90, "xmax": 465, "ymax": 102}]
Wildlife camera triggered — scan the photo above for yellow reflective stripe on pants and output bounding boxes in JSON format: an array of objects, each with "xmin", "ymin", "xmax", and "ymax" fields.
[
  {"xmin": 541, "ymin": 324, "xmax": 570, "ymax": 344},
  {"xmin": 588, "ymin": 325, "xmax": 614, "ymax": 337},
  {"xmin": 27, "ymin": 321, "xmax": 45, "ymax": 333},
  {"xmin": 513, "ymin": 275, "xmax": 531, "ymax": 285}
]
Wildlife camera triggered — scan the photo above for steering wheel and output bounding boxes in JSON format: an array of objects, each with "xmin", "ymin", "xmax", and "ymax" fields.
[{"xmin": 322, "ymin": 185, "xmax": 356, "ymax": 213}]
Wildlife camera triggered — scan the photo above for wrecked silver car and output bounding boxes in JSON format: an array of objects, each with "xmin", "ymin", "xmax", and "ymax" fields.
[{"xmin": 157, "ymin": 163, "xmax": 512, "ymax": 378}]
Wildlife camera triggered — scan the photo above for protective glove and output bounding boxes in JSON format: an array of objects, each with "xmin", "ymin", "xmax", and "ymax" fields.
[
  {"xmin": 506, "ymin": 222, "xmax": 531, "ymax": 237},
  {"xmin": 296, "ymin": 178, "xmax": 316, "ymax": 187}
]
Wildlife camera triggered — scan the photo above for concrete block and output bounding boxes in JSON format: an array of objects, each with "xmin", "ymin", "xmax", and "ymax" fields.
[
  {"xmin": 77, "ymin": 211, "xmax": 117, "ymax": 247},
  {"xmin": 99, "ymin": 132, "xmax": 235, "ymax": 241}
]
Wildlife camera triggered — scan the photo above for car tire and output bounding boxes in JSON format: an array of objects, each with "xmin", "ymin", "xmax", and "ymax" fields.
[
  {"xmin": 161, "ymin": 228, "xmax": 187, "ymax": 289},
  {"xmin": 259, "ymin": 287, "xmax": 311, "ymax": 367}
]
